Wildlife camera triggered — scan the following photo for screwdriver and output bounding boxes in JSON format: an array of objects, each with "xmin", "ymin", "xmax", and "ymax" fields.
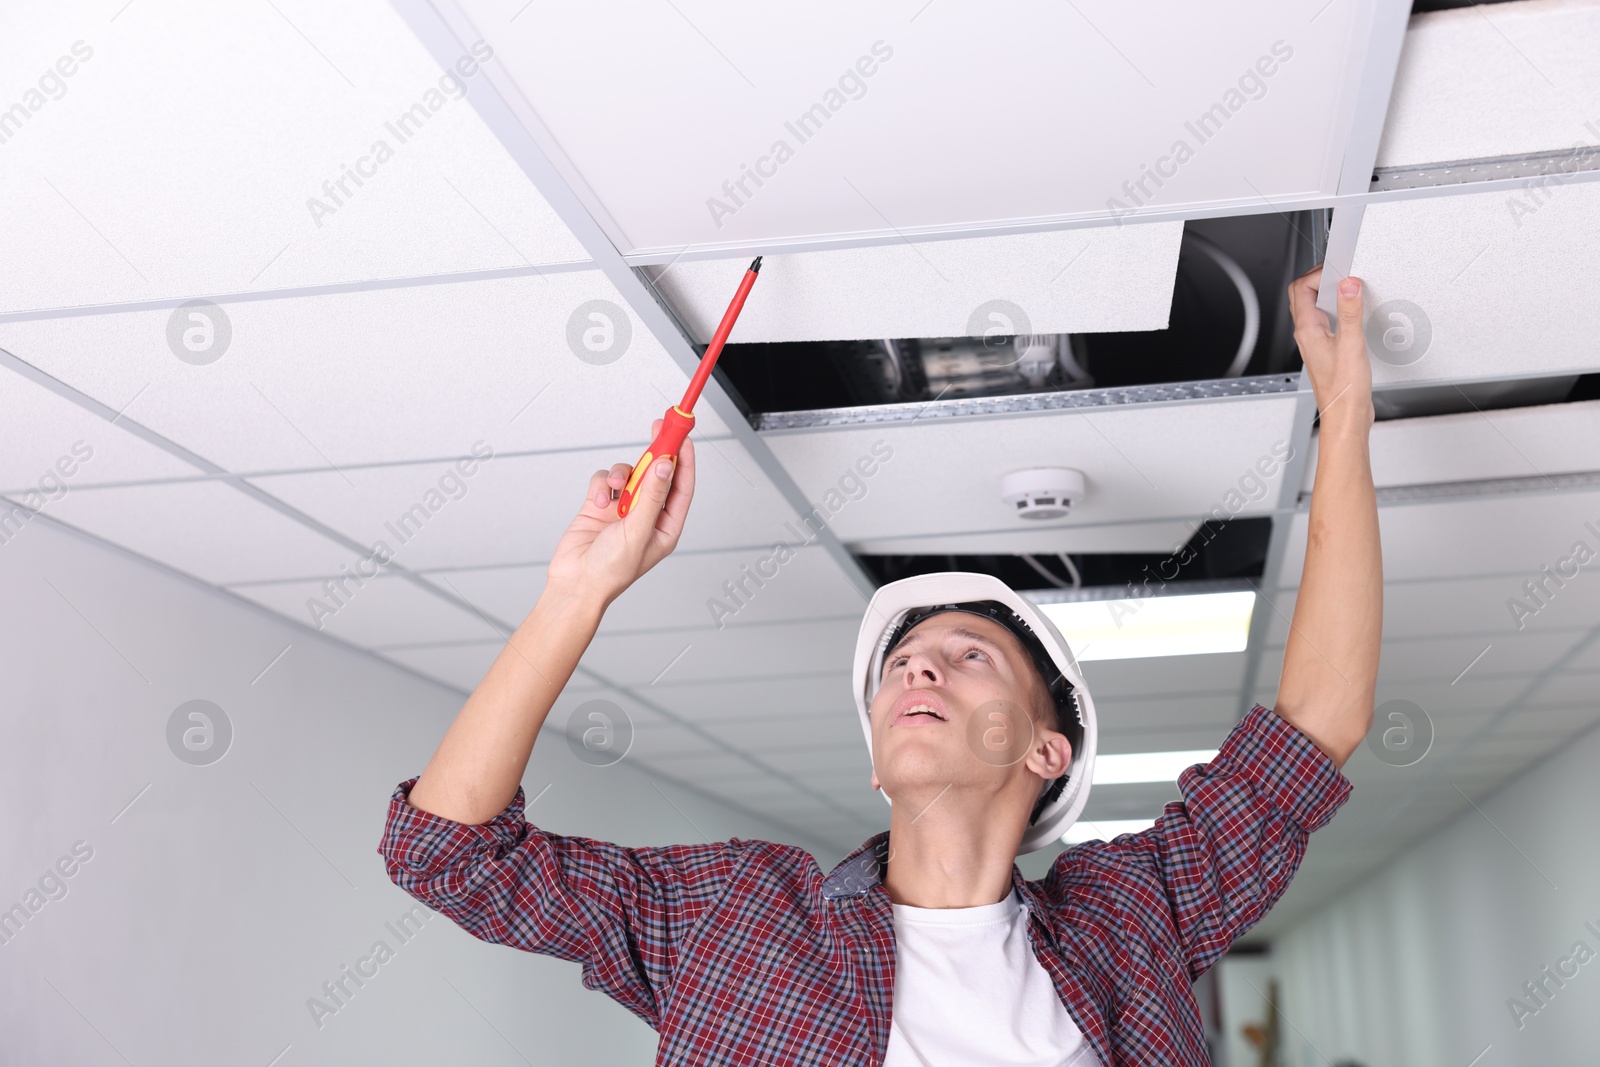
[{"xmin": 617, "ymin": 256, "xmax": 762, "ymax": 517}]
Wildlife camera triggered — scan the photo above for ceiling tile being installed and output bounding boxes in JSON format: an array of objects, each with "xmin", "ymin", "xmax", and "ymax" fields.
[
  {"xmin": 1375, "ymin": 0, "xmax": 1600, "ymax": 168},
  {"xmin": 1348, "ymin": 182, "xmax": 1600, "ymax": 386},
  {"xmin": 39, "ymin": 480, "xmax": 355, "ymax": 584},
  {"xmin": 0, "ymin": 0, "xmax": 587, "ymax": 313},
  {"xmin": 450, "ymin": 0, "xmax": 1377, "ymax": 254},
  {"xmin": 763, "ymin": 394, "xmax": 1298, "ymax": 550},
  {"xmin": 0, "ymin": 366, "xmax": 195, "ymax": 491},
  {"xmin": 249, "ymin": 442, "xmax": 807, "ymax": 570},
  {"xmin": 646, "ymin": 225, "xmax": 1184, "ymax": 343},
  {"xmin": 0, "ymin": 272, "xmax": 726, "ymax": 471}
]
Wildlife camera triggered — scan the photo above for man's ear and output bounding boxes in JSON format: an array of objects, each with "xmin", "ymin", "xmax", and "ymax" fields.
[{"xmin": 1029, "ymin": 729, "xmax": 1072, "ymax": 780}]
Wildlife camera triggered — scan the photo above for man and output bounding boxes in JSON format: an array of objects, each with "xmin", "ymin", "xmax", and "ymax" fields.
[{"xmin": 378, "ymin": 265, "xmax": 1381, "ymax": 1065}]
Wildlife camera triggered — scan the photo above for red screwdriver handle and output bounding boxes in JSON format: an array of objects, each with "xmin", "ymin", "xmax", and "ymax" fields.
[{"xmin": 617, "ymin": 405, "xmax": 695, "ymax": 517}]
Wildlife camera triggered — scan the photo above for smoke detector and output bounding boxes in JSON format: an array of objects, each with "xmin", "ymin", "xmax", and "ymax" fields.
[{"xmin": 1001, "ymin": 468, "xmax": 1085, "ymax": 520}]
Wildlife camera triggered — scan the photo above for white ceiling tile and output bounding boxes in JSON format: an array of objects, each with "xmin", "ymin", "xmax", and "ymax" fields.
[
  {"xmin": 1278, "ymin": 490, "xmax": 1600, "ymax": 585},
  {"xmin": 1374, "ymin": 629, "xmax": 1585, "ymax": 685},
  {"xmin": 1305, "ymin": 402, "xmax": 1600, "ymax": 492},
  {"xmin": 1522, "ymin": 667, "xmax": 1600, "ymax": 706},
  {"xmin": 0, "ymin": 0, "xmax": 586, "ymax": 312},
  {"xmin": 228, "ymin": 574, "xmax": 502, "ymax": 647},
  {"xmin": 0, "ymin": 371, "xmax": 195, "ymax": 492},
  {"xmin": 464, "ymin": 0, "xmax": 1374, "ymax": 252},
  {"xmin": 429, "ymin": 546, "xmax": 866, "ymax": 639},
  {"xmin": 249, "ymin": 442, "xmax": 802, "ymax": 570},
  {"xmin": 1091, "ymin": 692, "xmax": 1241, "ymax": 736},
  {"xmin": 683, "ymin": 712, "xmax": 866, "ymax": 754},
  {"xmin": 646, "ymin": 673, "xmax": 855, "ymax": 725},
  {"xmin": 648, "ymin": 225, "xmax": 1183, "ymax": 343},
  {"xmin": 1350, "ymin": 183, "xmax": 1600, "ymax": 386},
  {"xmin": 42, "ymin": 480, "xmax": 353, "ymax": 583},
  {"xmin": 376, "ymin": 639, "xmax": 501, "ymax": 692},
  {"xmin": 849, "ymin": 519, "xmax": 1203, "ymax": 557},
  {"xmin": 764, "ymin": 395, "xmax": 1298, "ymax": 547},
  {"xmin": 580, "ymin": 618, "xmax": 858, "ymax": 687},
  {"xmin": 0, "ymin": 272, "xmax": 729, "ymax": 470},
  {"xmin": 1375, "ymin": 0, "xmax": 1600, "ymax": 168},
  {"xmin": 1080, "ymin": 651, "xmax": 1246, "ymax": 699}
]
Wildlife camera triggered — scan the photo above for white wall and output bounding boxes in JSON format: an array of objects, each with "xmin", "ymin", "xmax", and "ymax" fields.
[
  {"xmin": 0, "ymin": 517, "xmax": 827, "ymax": 1066},
  {"xmin": 1264, "ymin": 718, "xmax": 1600, "ymax": 1067}
]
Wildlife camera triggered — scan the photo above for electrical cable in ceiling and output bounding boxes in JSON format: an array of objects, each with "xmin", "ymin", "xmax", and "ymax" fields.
[{"xmin": 1182, "ymin": 231, "xmax": 1260, "ymax": 378}]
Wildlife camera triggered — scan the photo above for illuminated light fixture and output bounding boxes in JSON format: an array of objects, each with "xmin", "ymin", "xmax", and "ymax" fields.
[
  {"xmin": 1035, "ymin": 590, "xmax": 1255, "ymax": 661},
  {"xmin": 1092, "ymin": 750, "xmax": 1218, "ymax": 785},
  {"xmin": 1062, "ymin": 818, "xmax": 1156, "ymax": 845}
]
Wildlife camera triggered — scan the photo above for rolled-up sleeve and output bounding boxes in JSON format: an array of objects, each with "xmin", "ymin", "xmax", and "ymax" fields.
[
  {"xmin": 1088, "ymin": 704, "xmax": 1352, "ymax": 976},
  {"xmin": 377, "ymin": 776, "xmax": 743, "ymax": 1028}
]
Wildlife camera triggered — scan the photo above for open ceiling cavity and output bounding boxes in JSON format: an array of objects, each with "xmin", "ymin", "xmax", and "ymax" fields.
[
  {"xmin": 715, "ymin": 212, "xmax": 1324, "ymax": 420},
  {"xmin": 856, "ymin": 516, "xmax": 1272, "ymax": 594}
]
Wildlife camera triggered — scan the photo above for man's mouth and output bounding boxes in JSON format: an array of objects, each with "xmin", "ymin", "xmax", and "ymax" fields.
[{"xmin": 893, "ymin": 695, "xmax": 949, "ymax": 725}]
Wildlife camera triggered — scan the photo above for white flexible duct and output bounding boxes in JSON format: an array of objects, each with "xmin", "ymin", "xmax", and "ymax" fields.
[{"xmin": 1182, "ymin": 231, "xmax": 1260, "ymax": 379}]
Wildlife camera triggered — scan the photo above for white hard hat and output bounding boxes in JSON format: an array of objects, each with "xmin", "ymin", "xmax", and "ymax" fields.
[{"xmin": 852, "ymin": 572, "xmax": 1098, "ymax": 854}]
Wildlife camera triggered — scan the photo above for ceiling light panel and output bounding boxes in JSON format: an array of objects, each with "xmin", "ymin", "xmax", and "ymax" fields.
[
  {"xmin": 39, "ymin": 481, "xmax": 355, "ymax": 584},
  {"xmin": 646, "ymin": 226, "xmax": 1183, "ymax": 343},
  {"xmin": 1093, "ymin": 749, "xmax": 1218, "ymax": 785},
  {"xmin": 1349, "ymin": 182, "xmax": 1600, "ymax": 386},
  {"xmin": 1375, "ymin": 0, "xmax": 1600, "ymax": 169},
  {"xmin": 762, "ymin": 394, "xmax": 1299, "ymax": 545},
  {"xmin": 0, "ymin": 272, "xmax": 726, "ymax": 471},
  {"xmin": 0, "ymin": 0, "xmax": 586, "ymax": 314},
  {"xmin": 0, "ymin": 368, "xmax": 196, "ymax": 491},
  {"xmin": 1038, "ymin": 591, "xmax": 1255, "ymax": 661},
  {"xmin": 449, "ymin": 0, "xmax": 1377, "ymax": 255},
  {"xmin": 1277, "ymin": 489, "xmax": 1600, "ymax": 585},
  {"xmin": 249, "ymin": 443, "xmax": 804, "ymax": 570}
]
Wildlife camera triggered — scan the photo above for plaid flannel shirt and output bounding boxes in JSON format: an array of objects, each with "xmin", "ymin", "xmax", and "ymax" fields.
[{"xmin": 378, "ymin": 704, "xmax": 1351, "ymax": 1065}]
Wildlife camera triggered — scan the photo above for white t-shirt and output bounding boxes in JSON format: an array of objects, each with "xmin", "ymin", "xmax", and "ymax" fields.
[{"xmin": 883, "ymin": 887, "xmax": 1101, "ymax": 1067}]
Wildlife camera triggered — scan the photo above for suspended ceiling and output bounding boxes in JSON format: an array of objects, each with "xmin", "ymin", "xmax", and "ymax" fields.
[{"xmin": 1, "ymin": 0, "xmax": 1598, "ymax": 941}]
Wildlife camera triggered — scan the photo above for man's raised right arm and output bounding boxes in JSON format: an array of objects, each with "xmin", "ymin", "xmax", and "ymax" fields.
[{"xmin": 405, "ymin": 425, "xmax": 694, "ymax": 825}]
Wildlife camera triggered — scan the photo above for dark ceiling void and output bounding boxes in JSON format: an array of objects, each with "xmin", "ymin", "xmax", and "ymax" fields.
[
  {"xmin": 1411, "ymin": 0, "xmax": 1522, "ymax": 10},
  {"xmin": 856, "ymin": 516, "xmax": 1272, "ymax": 592},
  {"xmin": 712, "ymin": 211, "xmax": 1327, "ymax": 417}
]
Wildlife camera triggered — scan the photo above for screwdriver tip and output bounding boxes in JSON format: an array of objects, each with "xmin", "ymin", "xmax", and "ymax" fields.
[{"xmin": 749, "ymin": 256, "xmax": 762, "ymax": 273}]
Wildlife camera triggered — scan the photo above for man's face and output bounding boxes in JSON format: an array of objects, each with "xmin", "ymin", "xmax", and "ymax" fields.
[{"xmin": 868, "ymin": 612, "xmax": 1069, "ymax": 809}]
